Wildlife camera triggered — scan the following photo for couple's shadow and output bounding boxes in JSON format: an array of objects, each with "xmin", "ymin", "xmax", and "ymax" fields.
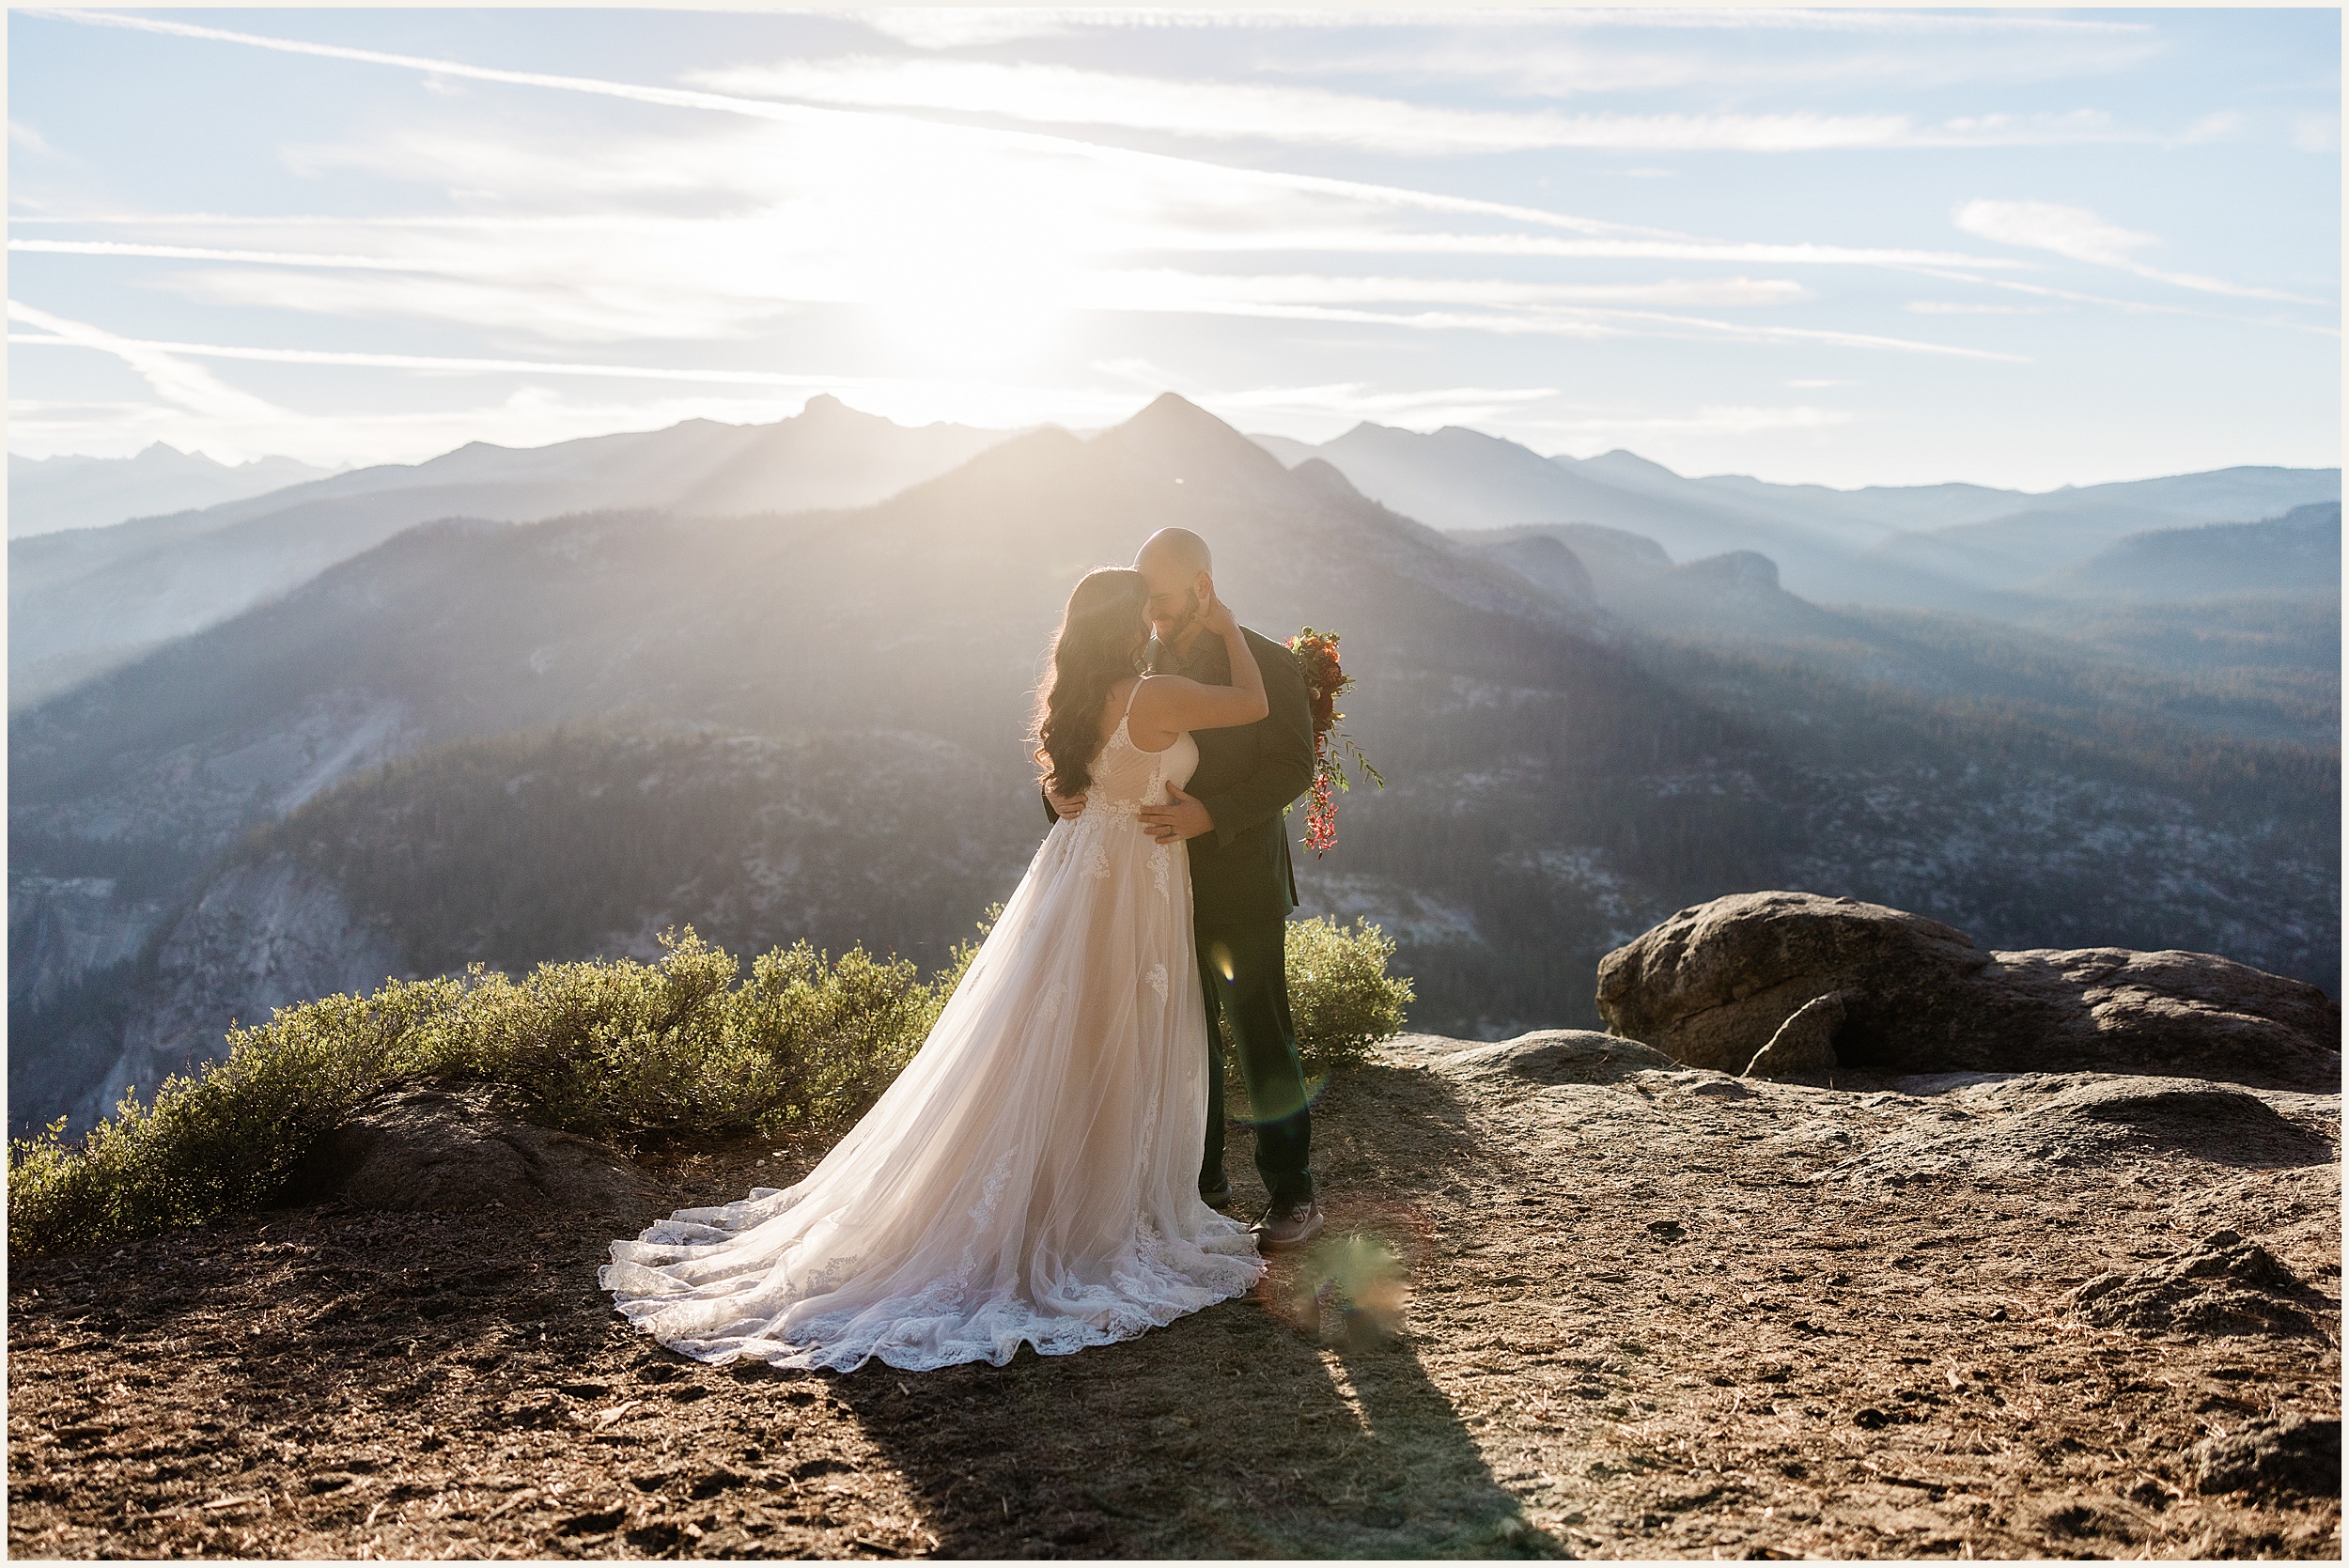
[
  {"xmin": 827, "ymin": 1063, "xmax": 1561, "ymax": 1558},
  {"xmin": 829, "ymin": 1292, "xmax": 1556, "ymax": 1559}
]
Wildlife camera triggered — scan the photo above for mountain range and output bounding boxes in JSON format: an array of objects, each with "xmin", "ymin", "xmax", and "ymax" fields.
[
  {"xmin": 7, "ymin": 396, "xmax": 1012, "ymax": 710},
  {"xmin": 8, "ymin": 443, "xmax": 340, "ymax": 539},
  {"xmin": 10, "ymin": 395, "xmax": 2337, "ymax": 1141},
  {"xmin": 2030, "ymin": 502, "xmax": 2342, "ymax": 601},
  {"xmin": 1253, "ymin": 424, "xmax": 2340, "ymax": 611}
]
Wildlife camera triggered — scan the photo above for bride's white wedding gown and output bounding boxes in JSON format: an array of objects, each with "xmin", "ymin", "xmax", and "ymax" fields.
[{"xmin": 599, "ymin": 708, "xmax": 1267, "ymax": 1372}]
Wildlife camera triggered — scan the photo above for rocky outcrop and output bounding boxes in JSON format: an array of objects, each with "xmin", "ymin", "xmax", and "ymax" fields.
[
  {"xmin": 75, "ymin": 857, "xmax": 407, "ymax": 1132},
  {"xmin": 1596, "ymin": 892, "xmax": 2341, "ymax": 1092},
  {"xmin": 1388, "ymin": 1029, "xmax": 1677, "ymax": 1087},
  {"xmin": 7, "ymin": 874, "xmax": 169, "ymax": 1015},
  {"xmin": 282, "ymin": 1083, "xmax": 665, "ymax": 1217},
  {"xmin": 1743, "ymin": 992, "xmax": 1843, "ymax": 1080}
]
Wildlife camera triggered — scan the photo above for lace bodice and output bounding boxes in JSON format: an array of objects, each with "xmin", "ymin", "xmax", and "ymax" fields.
[{"xmin": 1083, "ymin": 718, "xmax": 1197, "ymax": 815}]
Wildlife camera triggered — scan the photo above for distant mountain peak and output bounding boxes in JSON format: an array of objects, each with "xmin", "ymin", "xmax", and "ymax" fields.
[
  {"xmin": 1577, "ymin": 449, "xmax": 1684, "ymax": 482},
  {"xmin": 799, "ymin": 393, "xmax": 864, "ymax": 422},
  {"xmin": 1289, "ymin": 457, "xmax": 1364, "ymax": 503},
  {"xmin": 1101, "ymin": 392, "xmax": 1282, "ymax": 474},
  {"xmin": 1128, "ymin": 391, "xmax": 1218, "ymax": 429}
]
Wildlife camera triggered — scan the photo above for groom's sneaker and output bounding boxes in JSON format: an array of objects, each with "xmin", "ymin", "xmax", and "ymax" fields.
[{"xmin": 1252, "ymin": 1197, "xmax": 1324, "ymax": 1252}]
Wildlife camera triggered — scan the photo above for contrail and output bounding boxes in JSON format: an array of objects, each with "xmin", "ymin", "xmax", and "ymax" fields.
[
  {"xmin": 9, "ymin": 239, "xmax": 473, "ymax": 273},
  {"xmin": 9, "ymin": 294, "xmax": 2024, "ymax": 367},
  {"xmin": 8, "ymin": 231, "xmax": 2019, "ymax": 273},
  {"xmin": 6, "ymin": 308, "xmax": 898, "ymax": 389},
  {"xmin": 14, "ymin": 8, "xmax": 1902, "ymax": 251},
  {"xmin": 7, "ymin": 298, "xmax": 288, "ymax": 417}
]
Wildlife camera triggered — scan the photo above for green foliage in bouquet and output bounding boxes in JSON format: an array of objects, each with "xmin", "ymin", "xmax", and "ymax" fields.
[{"xmin": 8, "ymin": 908, "xmax": 1406, "ymax": 1255}]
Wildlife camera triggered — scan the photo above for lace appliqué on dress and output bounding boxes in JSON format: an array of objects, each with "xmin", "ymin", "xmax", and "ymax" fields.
[{"xmin": 599, "ymin": 713, "xmax": 1252, "ymax": 1374}]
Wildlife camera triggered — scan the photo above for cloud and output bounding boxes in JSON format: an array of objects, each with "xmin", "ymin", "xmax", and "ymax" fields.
[
  {"xmin": 16, "ymin": 90, "xmax": 2020, "ymax": 369},
  {"xmin": 1282, "ymin": 28, "xmax": 2163, "ymax": 101},
  {"xmin": 167, "ymin": 267, "xmax": 794, "ymax": 345},
  {"xmin": 1952, "ymin": 199, "xmax": 2328, "ymax": 304},
  {"xmin": 2292, "ymin": 113, "xmax": 2340, "ymax": 154},
  {"xmin": 28, "ymin": 10, "xmax": 1689, "ymax": 241},
  {"xmin": 2, "ymin": 317, "xmax": 1174, "ymax": 465},
  {"xmin": 699, "ymin": 56, "xmax": 2217, "ymax": 156},
  {"xmin": 1903, "ymin": 262, "xmax": 2341, "ymax": 339},
  {"xmin": 834, "ymin": 8, "xmax": 2150, "ymax": 39},
  {"xmin": 696, "ymin": 56, "xmax": 1940, "ymax": 155},
  {"xmin": 853, "ymin": 8, "xmax": 1077, "ymax": 50},
  {"xmin": 8, "ymin": 118, "xmax": 57, "ymax": 155},
  {"xmin": 1906, "ymin": 301, "xmax": 2054, "ymax": 316},
  {"xmin": 1133, "ymin": 298, "xmax": 2024, "ymax": 361},
  {"xmin": 28, "ymin": 235, "xmax": 1983, "ymax": 362},
  {"xmin": 1529, "ymin": 403, "xmax": 1856, "ymax": 437},
  {"xmin": 5, "ymin": 317, "xmax": 881, "ymax": 390}
]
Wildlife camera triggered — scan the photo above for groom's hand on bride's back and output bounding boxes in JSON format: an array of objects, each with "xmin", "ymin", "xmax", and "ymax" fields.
[
  {"xmin": 1140, "ymin": 782, "xmax": 1214, "ymax": 844},
  {"xmin": 1045, "ymin": 784, "xmax": 1088, "ymax": 819}
]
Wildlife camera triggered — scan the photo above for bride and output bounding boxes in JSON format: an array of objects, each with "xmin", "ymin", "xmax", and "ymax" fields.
[{"xmin": 600, "ymin": 567, "xmax": 1274, "ymax": 1372}]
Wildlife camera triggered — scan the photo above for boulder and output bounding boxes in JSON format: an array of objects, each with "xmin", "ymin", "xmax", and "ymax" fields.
[
  {"xmin": 281, "ymin": 1083, "xmax": 667, "ymax": 1216},
  {"xmin": 1387, "ymin": 1030, "xmax": 1677, "ymax": 1087},
  {"xmin": 1743, "ymin": 991, "xmax": 1843, "ymax": 1080},
  {"xmin": 1596, "ymin": 892, "xmax": 2341, "ymax": 1092}
]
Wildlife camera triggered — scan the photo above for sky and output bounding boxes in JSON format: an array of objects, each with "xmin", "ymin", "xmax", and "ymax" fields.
[{"xmin": 7, "ymin": 5, "xmax": 2341, "ymax": 489}]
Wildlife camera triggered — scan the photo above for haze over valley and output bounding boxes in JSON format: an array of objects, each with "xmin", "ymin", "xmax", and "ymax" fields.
[{"xmin": 10, "ymin": 395, "xmax": 2339, "ymax": 1137}]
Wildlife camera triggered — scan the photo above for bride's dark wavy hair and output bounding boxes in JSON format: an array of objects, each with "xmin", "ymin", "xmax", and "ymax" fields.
[{"xmin": 1034, "ymin": 567, "xmax": 1149, "ymax": 797}]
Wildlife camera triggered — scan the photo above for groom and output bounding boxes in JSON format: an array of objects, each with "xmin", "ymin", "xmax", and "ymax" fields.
[{"xmin": 1044, "ymin": 528, "xmax": 1324, "ymax": 1250}]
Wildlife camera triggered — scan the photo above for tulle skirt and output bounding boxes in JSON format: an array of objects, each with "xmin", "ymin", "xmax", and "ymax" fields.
[{"xmin": 599, "ymin": 800, "xmax": 1266, "ymax": 1372}]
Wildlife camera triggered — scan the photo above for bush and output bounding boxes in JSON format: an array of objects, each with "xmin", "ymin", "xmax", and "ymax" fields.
[
  {"xmin": 1284, "ymin": 916, "xmax": 1415, "ymax": 1077},
  {"xmin": 8, "ymin": 909, "xmax": 1405, "ymax": 1256},
  {"xmin": 6, "ymin": 927, "xmax": 965, "ymax": 1256}
]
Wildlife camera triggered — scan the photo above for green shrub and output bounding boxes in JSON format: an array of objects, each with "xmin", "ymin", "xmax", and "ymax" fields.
[
  {"xmin": 8, "ymin": 908, "xmax": 1405, "ymax": 1256},
  {"xmin": 6, "ymin": 927, "xmax": 960, "ymax": 1256},
  {"xmin": 1284, "ymin": 916, "xmax": 1415, "ymax": 1077}
]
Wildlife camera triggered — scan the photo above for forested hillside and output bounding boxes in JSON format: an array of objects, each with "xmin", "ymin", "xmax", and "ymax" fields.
[{"xmin": 9, "ymin": 397, "xmax": 2340, "ymax": 1137}]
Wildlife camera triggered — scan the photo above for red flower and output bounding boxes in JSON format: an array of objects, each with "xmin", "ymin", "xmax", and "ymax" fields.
[{"xmin": 1285, "ymin": 627, "xmax": 1383, "ymax": 855}]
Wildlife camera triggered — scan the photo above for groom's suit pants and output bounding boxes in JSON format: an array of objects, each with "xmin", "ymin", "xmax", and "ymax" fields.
[{"xmin": 1196, "ymin": 918, "xmax": 1315, "ymax": 1206}]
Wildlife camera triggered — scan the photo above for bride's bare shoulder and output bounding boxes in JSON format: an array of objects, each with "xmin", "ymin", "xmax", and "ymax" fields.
[{"xmin": 1127, "ymin": 672, "xmax": 1185, "ymax": 712}]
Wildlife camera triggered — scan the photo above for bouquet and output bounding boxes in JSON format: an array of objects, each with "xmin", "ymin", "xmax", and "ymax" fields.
[{"xmin": 1287, "ymin": 627, "xmax": 1384, "ymax": 855}]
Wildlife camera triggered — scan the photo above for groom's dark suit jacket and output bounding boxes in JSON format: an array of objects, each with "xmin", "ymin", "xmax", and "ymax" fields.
[
  {"xmin": 1046, "ymin": 625, "xmax": 1316, "ymax": 927},
  {"xmin": 1159, "ymin": 626, "xmax": 1316, "ymax": 927}
]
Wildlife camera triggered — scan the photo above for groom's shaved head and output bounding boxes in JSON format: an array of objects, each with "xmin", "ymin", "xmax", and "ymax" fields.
[
  {"xmin": 1137, "ymin": 528, "xmax": 1211, "ymax": 576},
  {"xmin": 1134, "ymin": 528, "xmax": 1215, "ymax": 651}
]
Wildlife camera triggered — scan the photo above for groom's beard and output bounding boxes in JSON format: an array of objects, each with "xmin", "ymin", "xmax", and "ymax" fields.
[{"xmin": 1158, "ymin": 597, "xmax": 1204, "ymax": 655}]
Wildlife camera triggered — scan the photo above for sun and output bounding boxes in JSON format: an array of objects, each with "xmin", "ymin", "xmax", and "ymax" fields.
[{"xmin": 788, "ymin": 126, "xmax": 1096, "ymax": 380}]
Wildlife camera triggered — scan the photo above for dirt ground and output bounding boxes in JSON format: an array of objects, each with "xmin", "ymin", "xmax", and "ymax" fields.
[{"xmin": 8, "ymin": 1032, "xmax": 2341, "ymax": 1560}]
